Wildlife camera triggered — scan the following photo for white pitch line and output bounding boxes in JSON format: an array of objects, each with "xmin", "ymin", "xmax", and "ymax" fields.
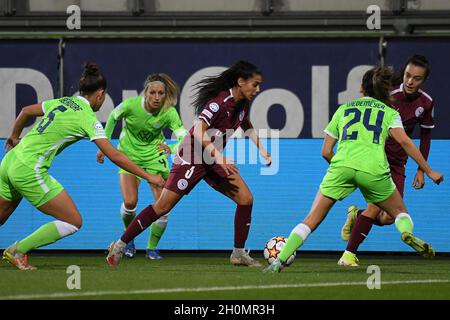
[{"xmin": 1, "ymin": 279, "xmax": 449, "ymax": 300}]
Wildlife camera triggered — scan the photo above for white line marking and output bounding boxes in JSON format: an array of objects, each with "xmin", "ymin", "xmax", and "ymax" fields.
[{"xmin": 1, "ymin": 279, "xmax": 449, "ymax": 300}]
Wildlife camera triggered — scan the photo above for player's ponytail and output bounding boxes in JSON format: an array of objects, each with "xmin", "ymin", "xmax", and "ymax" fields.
[
  {"xmin": 144, "ymin": 73, "xmax": 179, "ymax": 111},
  {"xmin": 79, "ymin": 62, "xmax": 107, "ymax": 95},
  {"xmin": 192, "ymin": 60, "xmax": 262, "ymax": 115},
  {"xmin": 362, "ymin": 66, "xmax": 393, "ymax": 103}
]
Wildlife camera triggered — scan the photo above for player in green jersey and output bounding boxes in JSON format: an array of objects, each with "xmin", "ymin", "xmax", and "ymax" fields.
[
  {"xmin": 264, "ymin": 66, "xmax": 444, "ymax": 273},
  {"xmin": 97, "ymin": 73, "xmax": 186, "ymax": 260},
  {"xmin": 0, "ymin": 63, "xmax": 164, "ymax": 270}
]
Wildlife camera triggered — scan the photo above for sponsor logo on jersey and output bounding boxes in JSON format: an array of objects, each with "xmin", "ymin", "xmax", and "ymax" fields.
[
  {"xmin": 415, "ymin": 106, "xmax": 425, "ymax": 118},
  {"xmin": 202, "ymin": 109, "xmax": 213, "ymax": 119},
  {"xmin": 94, "ymin": 121, "xmax": 105, "ymax": 135},
  {"xmin": 177, "ymin": 178, "xmax": 188, "ymax": 190},
  {"xmin": 138, "ymin": 129, "xmax": 153, "ymax": 141},
  {"xmin": 208, "ymin": 102, "xmax": 220, "ymax": 113},
  {"xmin": 239, "ymin": 110, "xmax": 245, "ymax": 121}
]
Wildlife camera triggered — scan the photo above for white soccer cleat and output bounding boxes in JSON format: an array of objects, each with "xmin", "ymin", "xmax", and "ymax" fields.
[
  {"xmin": 2, "ymin": 241, "xmax": 37, "ymax": 271},
  {"xmin": 106, "ymin": 241, "xmax": 125, "ymax": 267},
  {"xmin": 230, "ymin": 249, "xmax": 262, "ymax": 267}
]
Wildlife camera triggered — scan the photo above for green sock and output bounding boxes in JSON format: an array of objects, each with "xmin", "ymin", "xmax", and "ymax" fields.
[
  {"xmin": 395, "ymin": 215, "xmax": 413, "ymax": 234},
  {"xmin": 147, "ymin": 223, "xmax": 166, "ymax": 250},
  {"xmin": 278, "ymin": 232, "xmax": 304, "ymax": 262},
  {"xmin": 17, "ymin": 222, "xmax": 62, "ymax": 254},
  {"xmin": 122, "ymin": 213, "xmax": 136, "ymax": 229}
]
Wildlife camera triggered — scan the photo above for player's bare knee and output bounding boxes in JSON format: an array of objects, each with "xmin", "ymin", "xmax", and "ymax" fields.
[
  {"xmin": 123, "ymin": 199, "xmax": 138, "ymax": 210},
  {"xmin": 237, "ymin": 193, "xmax": 253, "ymax": 206}
]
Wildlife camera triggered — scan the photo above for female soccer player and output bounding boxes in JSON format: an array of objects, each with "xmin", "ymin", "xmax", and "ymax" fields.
[
  {"xmin": 264, "ymin": 66, "xmax": 443, "ymax": 273},
  {"xmin": 0, "ymin": 63, "xmax": 164, "ymax": 270},
  {"xmin": 106, "ymin": 60, "xmax": 272, "ymax": 267},
  {"xmin": 97, "ymin": 73, "xmax": 186, "ymax": 260},
  {"xmin": 339, "ymin": 55, "xmax": 437, "ymax": 265}
]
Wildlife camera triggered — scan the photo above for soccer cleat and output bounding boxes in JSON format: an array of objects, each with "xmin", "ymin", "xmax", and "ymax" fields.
[
  {"xmin": 230, "ymin": 249, "xmax": 262, "ymax": 267},
  {"xmin": 263, "ymin": 258, "xmax": 284, "ymax": 273},
  {"xmin": 124, "ymin": 240, "xmax": 136, "ymax": 258},
  {"xmin": 341, "ymin": 205, "xmax": 359, "ymax": 241},
  {"xmin": 2, "ymin": 241, "xmax": 36, "ymax": 271},
  {"xmin": 401, "ymin": 232, "xmax": 435, "ymax": 258},
  {"xmin": 145, "ymin": 249, "xmax": 163, "ymax": 260},
  {"xmin": 106, "ymin": 241, "xmax": 125, "ymax": 267},
  {"xmin": 337, "ymin": 250, "xmax": 359, "ymax": 267}
]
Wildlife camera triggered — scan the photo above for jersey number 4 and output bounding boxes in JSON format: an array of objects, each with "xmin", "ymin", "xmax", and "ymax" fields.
[
  {"xmin": 36, "ymin": 106, "xmax": 68, "ymax": 134},
  {"xmin": 342, "ymin": 108, "xmax": 385, "ymax": 144}
]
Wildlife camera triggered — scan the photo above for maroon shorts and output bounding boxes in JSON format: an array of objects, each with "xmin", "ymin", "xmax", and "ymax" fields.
[
  {"xmin": 389, "ymin": 164, "xmax": 406, "ymax": 197},
  {"xmin": 165, "ymin": 162, "xmax": 229, "ymax": 195}
]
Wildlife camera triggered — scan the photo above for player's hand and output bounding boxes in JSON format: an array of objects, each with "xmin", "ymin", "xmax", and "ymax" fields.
[
  {"xmin": 158, "ymin": 144, "xmax": 171, "ymax": 155},
  {"xmin": 260, "ymin": 150, "xmax": 272, "ymax": 167},
  {"xmin": 426, "ymin": 169, "xmax": 444, "ymax": 185},
  {"xmin": 216, "ymin": 155, "xmax": 239, "ymax": 176},
  {"xmin": 146, "ymin": 174, "xmax": 165, "ymax": 188},
  {"xmin": 96, "ymin": 150, "xmax": 105, "ymax": 164},
  {"xmin": 4, "ymin": 136, "xmax": 20, "ymax": 152},
  {"xmin": 412, "ymin": 170, "xmax": 425, "ymax": 189}
]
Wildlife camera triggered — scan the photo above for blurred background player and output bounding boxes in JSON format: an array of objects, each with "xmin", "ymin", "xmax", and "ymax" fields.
[
  {"xmin": 106, "ymin": 60, "xmax": 272, "ymax": 267},
  {"xmin": 0, "ymin": 62, "xmax": 164, "ymax": 270},
  {"xmin": 264, "ymin": 66, "xmax": 443, "ymax": 273},
  {"xmin": 340, "ymin": 55, "xmax": 436, "ymax": 263},
  {"xmin": 97, "ymin": 73, "xmax": 186, "ymax": 260}
]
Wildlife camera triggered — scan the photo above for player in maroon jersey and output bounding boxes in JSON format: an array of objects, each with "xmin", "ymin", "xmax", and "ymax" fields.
[
  {"xmin": 106, "ymin": 61, "xmax": 272, "ymax": 267},
  {"xmin": 338, "ymin": 54, "xmax": 435, "ymax": 266}
]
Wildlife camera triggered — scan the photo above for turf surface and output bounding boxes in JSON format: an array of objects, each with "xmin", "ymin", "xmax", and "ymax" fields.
[{"xmin": 1, "ymin": 251, "xmax": 449, "ymax": 300}]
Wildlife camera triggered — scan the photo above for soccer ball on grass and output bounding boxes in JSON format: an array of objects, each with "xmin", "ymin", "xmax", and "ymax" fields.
[{"xmin": 263, "ymin": 236, "xmax": 296, "ymax": 266}]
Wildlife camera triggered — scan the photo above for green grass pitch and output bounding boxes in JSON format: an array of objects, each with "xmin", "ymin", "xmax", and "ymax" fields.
[{"xmin": 1, "ymin": 251, "xmax": 449, "ymax": 300}]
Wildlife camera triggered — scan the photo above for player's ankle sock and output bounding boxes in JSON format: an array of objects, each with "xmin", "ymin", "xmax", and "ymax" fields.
[
  {"xmin": 346, "ymin": 215, "xmax": 374, "ymax": 254},
  {"xmin": 278, "ymin": 223, "xmax": 311, "ymax": 262},
  {"xmin": 395, "ymin": 213, "xmax": 414, "ymax": 234},
  {"xmin": 234, "ymin": 204, "xmax": 252, "ymax": 248},
  {"xmin": 17, "ymin": 220, "xmax": 78, "ymax": 253},
  {"xmin": 120, "ymin": 203, "xmax": 136, "ymax": 229},
  {"xmin": 147, "ymin": 220, "xmax": 167, "ymax": 250},
  {"xmin": 121, "ymin": 205, "xmax": 159, "ymax": 244}
]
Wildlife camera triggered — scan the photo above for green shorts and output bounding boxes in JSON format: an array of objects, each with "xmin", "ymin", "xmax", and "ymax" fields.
[
  {"xmin": 119, "ymin": 155, "xmax": 170, "ymax": 180},
  {"xmin": 0, "ymin": 151, "xmax": 64, "ymax": 207},
  {"xmin": 320, "ymin": 166, "xmax": 396, "ymax": 203}
]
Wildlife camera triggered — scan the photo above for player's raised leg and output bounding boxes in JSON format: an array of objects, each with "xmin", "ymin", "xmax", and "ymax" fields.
[
  {"xmin": 264, "ymin": 191, "xmax": 336, "ymax": 273},
  {"xmin": 107, "ymin": 188, "xmax": 183, "ymax": 267}
]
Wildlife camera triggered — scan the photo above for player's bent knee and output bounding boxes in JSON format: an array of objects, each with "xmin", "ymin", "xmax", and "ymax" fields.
[
  {"xmin": 54, "ymin": 220, "xmax": 80, "ymax": 237},
  {"xmin": 237, "ymin": 194, "xmax": 253, "ymax": 206},
  {"xmin": 123, "ymin": 200, "xmax": 138, "ymax": 210}
]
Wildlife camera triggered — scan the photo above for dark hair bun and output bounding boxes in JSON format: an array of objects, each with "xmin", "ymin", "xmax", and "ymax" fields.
[{"xmin": 83, "ymin": 62, "xmax": 100, "ymax": 76}]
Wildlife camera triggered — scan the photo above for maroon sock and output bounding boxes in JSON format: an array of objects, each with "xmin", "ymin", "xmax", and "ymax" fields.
[
  {"xmin": 120, "ymin": 205, "xmax": 159, "ymax": 244},
  {"xmin": 346, "ymin": 215, "xmax": 375, "ymax": 254},
  {"xmin": 357, "ymin": 208, "xmax": 383, "ymax": 226},
  {"xmin": 234, "ymin": 204, "xmax": 252, "ymax": 248}
]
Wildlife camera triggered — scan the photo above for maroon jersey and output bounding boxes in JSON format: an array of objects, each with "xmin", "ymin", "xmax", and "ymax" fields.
[
  {"xmin": 177, "ymin": 89, "xmax": 250, "ymax": 165},
  {"xmin": 385, "ymin": 83, "xmax": 434, "ymax": 166}
]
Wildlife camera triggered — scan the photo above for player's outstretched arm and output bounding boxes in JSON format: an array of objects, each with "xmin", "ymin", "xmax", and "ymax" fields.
[
  {"xmin": 94, "ymin": 138, "xmax": 165, "ymax": 187},
  {"xmin": 241, "ymin": 119, "xmax": 271, "ymax": 166},
  {"xmin": 5, "ymin": 103, "xmax": 44, "ymax": 151},
  {"xmin": 389, "ymin": 127, "xmax": 444, "ymax": 185}
]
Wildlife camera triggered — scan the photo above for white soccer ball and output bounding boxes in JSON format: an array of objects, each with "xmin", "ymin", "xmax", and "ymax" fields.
[{"xmin": 263, "ymin": 236, "xmax": 296, "ymax": 266}]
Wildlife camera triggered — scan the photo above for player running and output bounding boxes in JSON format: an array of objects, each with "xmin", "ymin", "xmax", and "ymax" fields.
[
  {"xmin": 0, "ymin": 63, "xmax": 164, "ymax": 270},
  {"xmin": 264, "ymin": 66, "xmax": 443, "ymax": 273},
  {"xmin": 106, "ymin": 60, "xmax": 272, "ymax": 267},
  {"xmin": 97, "ymin": 73, "xmax": 186, "ymax": 260},
  {"xmin": 339, "ymin": 55, "xmax": 436, "ymax": 266}
]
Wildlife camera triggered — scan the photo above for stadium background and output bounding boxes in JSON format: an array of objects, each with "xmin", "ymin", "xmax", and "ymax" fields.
[{"xmin": 0, "ymin": 0, "xmax": 449, "ymax": 253}]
